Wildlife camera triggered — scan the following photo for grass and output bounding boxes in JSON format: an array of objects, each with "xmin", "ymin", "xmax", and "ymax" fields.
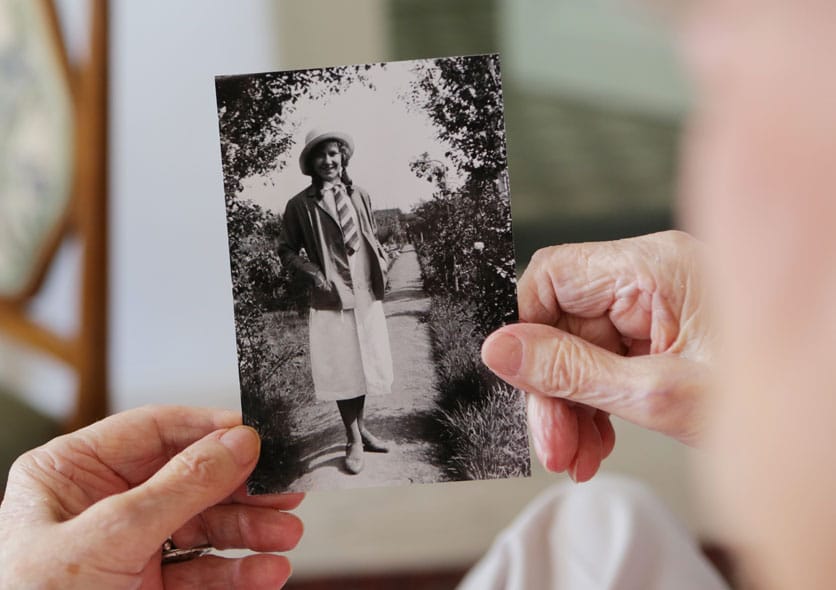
[
  {"xmin": 243, "ymin": 310, "xmax": 315, "ymax": 494},
  {"xmin": 424, "ymin": 295, "xmax": 530, "ymax": 481},
  {"xmin": 435, "ymin": 384, "xmax": 530, "ymax": 480}
]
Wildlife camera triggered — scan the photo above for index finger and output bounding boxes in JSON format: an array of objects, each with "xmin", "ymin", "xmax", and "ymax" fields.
[
  {"xmin": 224, "ymin": 487, "xmax": 305, "ymax": 510},
  {"xmin": 518, "ymin": 241, "xmax": 625, "ymax": 325},
  {"xmin": 73, "ymin": 405, "xmax": 243, "ymax": 485}
]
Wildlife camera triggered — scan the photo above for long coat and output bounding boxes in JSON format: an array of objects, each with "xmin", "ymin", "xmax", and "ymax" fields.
[
  {"xmin": 278, "ymin": 183, "xmax": 393, "ymax": 400},
  {"xmin": 278, "ymin": 183, "xmax": 388, "ymax": 310}
]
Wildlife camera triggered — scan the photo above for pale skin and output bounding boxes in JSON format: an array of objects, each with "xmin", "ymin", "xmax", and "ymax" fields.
[
  {"xmin": 482, "ymin": 230, "xmax": 710, "ymax": 482},
  {"xmin": 0, "ymin": 406, "xmax": 304, "ymax": 590}
]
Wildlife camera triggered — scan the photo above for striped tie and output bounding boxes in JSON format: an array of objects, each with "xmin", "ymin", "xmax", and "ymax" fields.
[{"xmin": 333, "ymin": 185, "xmax": 360, "ymax": 255}]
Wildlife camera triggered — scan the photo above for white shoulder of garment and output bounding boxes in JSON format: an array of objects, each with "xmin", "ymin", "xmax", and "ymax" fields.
[{"xmin": 457, "ymin": 475, "xmax": 730, "ymax": 590}]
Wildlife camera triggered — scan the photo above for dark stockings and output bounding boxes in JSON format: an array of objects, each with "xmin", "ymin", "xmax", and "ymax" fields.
[{"xmin": 336, "ymin": 395, "xmax": 366, "ymax": 444}]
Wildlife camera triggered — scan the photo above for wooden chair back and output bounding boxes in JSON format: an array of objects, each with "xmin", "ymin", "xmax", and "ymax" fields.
[{"xmin": 0, "ymin": 0, "xmax": 109, "ymax": 432}]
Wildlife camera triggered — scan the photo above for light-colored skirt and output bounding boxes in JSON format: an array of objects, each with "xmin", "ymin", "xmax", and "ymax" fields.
[{"xmin": 308, "ymin": 240, "xmax": 393, "ymax": 401}]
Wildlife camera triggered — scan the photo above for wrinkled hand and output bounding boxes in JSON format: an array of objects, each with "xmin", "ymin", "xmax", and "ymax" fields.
[
  {"xmin": 0, "ymin": 406, "xmax": 304, "ymax": 590},
  {"xmin": 482, "ymin": 231, "xmax": 711, "ymax": 482}
]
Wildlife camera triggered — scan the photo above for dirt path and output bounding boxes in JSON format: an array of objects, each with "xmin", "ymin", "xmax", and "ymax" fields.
[{"xmin": 285, "ymin": 245, "xmax": 446, "ymax": 492}]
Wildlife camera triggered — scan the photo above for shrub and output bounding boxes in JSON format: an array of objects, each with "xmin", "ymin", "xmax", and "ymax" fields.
[
  {"xmin": 410, "ymin": 183, "xmax": 517, "ymax": 331},
  {"xmin": 243, "ymin": 311, "xmax": 313, "ymax": 493}
]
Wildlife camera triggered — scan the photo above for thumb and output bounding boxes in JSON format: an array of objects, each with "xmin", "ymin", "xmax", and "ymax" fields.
[
  {"xmin": 482, "ymin": 324, "xmax": 707, "ymax": 444},
  {"xmin": 74, "ymin": 425, "xmax": 260, "ymax": 560}
]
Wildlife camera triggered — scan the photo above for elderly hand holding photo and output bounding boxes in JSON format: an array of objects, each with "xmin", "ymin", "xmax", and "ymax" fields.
[
  {"xmin": 467, "ymin": 1, "xmax": 836, "ymax": 588},
  {"xmin": 0, "ymin": 407, "xmax": 303, "ymax": 590},
  {"xmin": 482, "ymin": 230, "xmax": 709, "ymax": 482}
]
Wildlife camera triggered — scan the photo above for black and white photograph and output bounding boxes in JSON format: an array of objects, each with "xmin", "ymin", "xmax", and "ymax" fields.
[{"xmin": 215, "ymin": 54, "xmax": 530, "ymax": 494}]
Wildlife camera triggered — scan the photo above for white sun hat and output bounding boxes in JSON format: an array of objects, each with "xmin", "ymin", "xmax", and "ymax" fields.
[{"xmin": 298, "ymin": 128, "xmax": 355, "ymax": 175}]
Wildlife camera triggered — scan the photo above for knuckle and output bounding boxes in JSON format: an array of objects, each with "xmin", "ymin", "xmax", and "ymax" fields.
[
  {"xmin": 662, "ymin": 229, "xmax": 696, "ymax": 254},
  {"xmin": 234, "ymin": 510, "xmax": 255, "ymax": 546},
  {"xmin": 5, "ymin": 452, "xmax": 39, "ymax": 492},
  {"xmin": 543, "ymin": 338, "xmax": 588, "ymax": 398},
  {"xmin": 169, "ymin": 449, "xmax": 221, "ymax": 487},
  {"xmin": 527, "ymin": 245, "xmax": 561, "ymax": 276},
  {"xmin": 135, "ymin": 403, "xmax": 166, "ymax": 421},
  {"xmin": 9, "ymin": 447, "xmax": 57, "ymax": 482},
  {"xmin": 529, "ymin": 246, "xmax": 551, "ymax": 266},
  {"xmin": 520, "ymin": 246, "xmax": 567, "ymax": 322},
  {"xmin": 8, "ymin": 449, "xmax": 36, "ymax": 476}
]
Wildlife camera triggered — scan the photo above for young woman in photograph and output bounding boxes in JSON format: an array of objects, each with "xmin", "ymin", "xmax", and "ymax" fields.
[{"xmin": 277, "ymin": 129, "xmax": 393, "ymax": 475}]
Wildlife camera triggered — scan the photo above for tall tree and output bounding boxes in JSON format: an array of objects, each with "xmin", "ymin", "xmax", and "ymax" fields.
[
  {"xmin": 407, "ymin": 55, "xmax": 516, "ymax": 329},
  {"xmin": 409, "ymin": 55, "xmax": 508, "ymax": 190}
]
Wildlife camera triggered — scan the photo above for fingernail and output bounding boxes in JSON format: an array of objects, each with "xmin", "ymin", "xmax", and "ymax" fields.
[
  {"xmin": 219, "ymin": 426, "xmax": 259, "ymax": 466},
  {"xmin": 532, "ymin": 434, "xmax": 549, "ymax": 470},
  {"xmin": 483, "ymin": 333, "xmax": 522, "ymax": 376}
]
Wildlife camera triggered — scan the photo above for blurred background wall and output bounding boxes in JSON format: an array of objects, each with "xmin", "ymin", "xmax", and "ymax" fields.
[
  {"xmin": 0, "ymin": 0, "xmax": 711, "ymax": 582},
  {"xmin": 502, "ymin": 0, "xmax": 690, "ymax": 116},
  {"xmin": 1, "ymin": 0, "xmax": 280, "ymax": 417}
]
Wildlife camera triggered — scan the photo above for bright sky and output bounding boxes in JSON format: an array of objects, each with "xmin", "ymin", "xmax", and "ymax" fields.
[{"xmin": 238, "ymin": 61, "xmax": 461, "ymax": 215}]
